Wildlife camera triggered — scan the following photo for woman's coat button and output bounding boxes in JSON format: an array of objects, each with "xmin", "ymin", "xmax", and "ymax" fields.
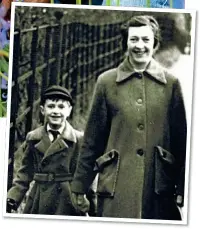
[
  {"xmin": 137, "ymin": 98, "xmax": 143, "ymax": 104},
  {"xmin": 137, "ymin": 149, "xmax": 144, "ymax": 156},
  {"xmin": 138, "ymin": 124, "xmax": 144, "ymax": 130}
]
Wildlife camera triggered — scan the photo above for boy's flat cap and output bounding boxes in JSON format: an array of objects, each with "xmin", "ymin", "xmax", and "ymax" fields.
[{"xmin": 43, "ymin": 85, "xmax": 73, "ymax": 105}]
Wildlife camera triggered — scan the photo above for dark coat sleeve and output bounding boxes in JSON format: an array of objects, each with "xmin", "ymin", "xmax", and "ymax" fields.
[
  {"xmin": 71, "ymin": 75, "xmax": 111, "ymax": 194},
  {"xmin": 170, "ymin": 78, "xmax": 187, "ymax": 200},
  {"xmin": 7, "ymin": 139, "xmax": 34, "ymax": 207}
]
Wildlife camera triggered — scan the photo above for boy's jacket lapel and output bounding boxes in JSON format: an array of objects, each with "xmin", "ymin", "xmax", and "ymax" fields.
[
  {"xmin": 34, "ymin": 128, "xmax": 51, "ymax": 155},
  {"xmin": 41, "ymin": 137, "xmax": 69, "ymax": 161},
  {"xmin": 28, "ymin": 121, "xmax": 78, "ymax": 159}
]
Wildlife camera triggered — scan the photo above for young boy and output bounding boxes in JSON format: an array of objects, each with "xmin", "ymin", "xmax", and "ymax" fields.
[{"xmin": 7, "ymin": 85, "xmax": 94, "ymax": 215}]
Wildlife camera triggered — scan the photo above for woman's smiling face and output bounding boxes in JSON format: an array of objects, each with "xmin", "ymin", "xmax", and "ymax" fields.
[{"xmin": 127, "ymin": 25, "xmax": 155, "ymax": 69}]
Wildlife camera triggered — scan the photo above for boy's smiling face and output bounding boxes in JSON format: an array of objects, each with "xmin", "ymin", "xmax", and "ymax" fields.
[{"xmin": 40, "ymin": 99, "xmax": 72, "ymax": 129}]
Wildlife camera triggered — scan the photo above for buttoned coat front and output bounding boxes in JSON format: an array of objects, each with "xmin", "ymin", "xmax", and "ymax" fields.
[
  {"xmin": 7, "ymin": 121, "xmax": 84, "ymax": 215},
  {"xmin": 71, "ymin": 57, "xmax": 187, "ymax": 220}
]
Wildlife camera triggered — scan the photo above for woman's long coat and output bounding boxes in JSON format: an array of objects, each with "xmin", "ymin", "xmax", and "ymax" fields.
[
  {"xmin": 71, "ymin": 57, "xmax": 187, "ymax": 220},
  {"xmin": 7, "ymin": 121, "xmax": 85, "ymax": 215}
]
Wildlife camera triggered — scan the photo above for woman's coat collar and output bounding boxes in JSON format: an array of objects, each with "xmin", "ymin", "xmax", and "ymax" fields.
[{"xmin": 116, "ymin": 57, "xmax": 167, "ymax": 85}]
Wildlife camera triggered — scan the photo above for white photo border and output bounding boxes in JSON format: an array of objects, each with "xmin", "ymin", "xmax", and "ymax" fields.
[{"xmin": 3, "ymin": 2, "xmax": 196, "ymax": 226}]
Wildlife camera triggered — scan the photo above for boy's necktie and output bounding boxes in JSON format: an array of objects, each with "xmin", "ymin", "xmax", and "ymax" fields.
[{"xmin": 49, "ymin": 130, "xmax": 60, "ymax": 142}]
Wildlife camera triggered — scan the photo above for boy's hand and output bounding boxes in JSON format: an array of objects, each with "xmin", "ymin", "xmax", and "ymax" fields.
[
  {"xmin": 71, "ymin": 193, "xmax": 90, "ymax": 214},
  {"xmin": 6, "ymin": 198, "xmax": 18, "ymax": 213},
  {"xmin": 176, "ymin": 195, "xmax": 184, "ymax": 207}
]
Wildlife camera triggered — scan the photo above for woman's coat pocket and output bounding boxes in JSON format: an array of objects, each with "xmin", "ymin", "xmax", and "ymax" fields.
[
  {"xmin": 154, "ymin": 146, "xmax": 176, "ymax": 195},
  {"xmin": 94, "ymin": 149, "xmax": 120, "ymax": 197}
]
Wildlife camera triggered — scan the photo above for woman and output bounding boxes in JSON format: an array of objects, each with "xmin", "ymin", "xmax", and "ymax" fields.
[{"xmin": 71, "ymin": 15, "xmax": 187, "ymax": 220}]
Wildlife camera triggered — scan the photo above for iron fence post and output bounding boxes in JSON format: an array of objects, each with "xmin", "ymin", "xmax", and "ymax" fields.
[
  {"xmin": 25, "ymin": 27, "xmax": 39, "ymax": 134},
  {"xmin": 41, "ymin": 26, "xmax": 51, "ymax": 97},
  {"xmin": 49, "ymin": 23, "xmax": 63, "ymax": 86}
]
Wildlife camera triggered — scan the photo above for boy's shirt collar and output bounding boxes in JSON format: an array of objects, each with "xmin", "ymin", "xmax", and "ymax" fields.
[
  {"xmin": 46, "ymin": 123, "xmax": 65, "ymax": 135},
  {"xmin": 46, "ymin": 121, "xmax": 77, "ymax": 143},
  {"xmin": 46, "ymin": 123, "xmax": 65, "ymax": 142}
]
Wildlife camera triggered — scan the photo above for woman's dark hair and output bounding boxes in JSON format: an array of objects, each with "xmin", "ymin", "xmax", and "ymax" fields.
[{"xmin": 121, "ymin": 15, "xmax": 161, "ymax": 52}]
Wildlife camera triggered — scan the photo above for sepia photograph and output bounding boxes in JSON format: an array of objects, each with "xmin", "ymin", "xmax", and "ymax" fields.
[{"xmin": 4, "ymin": 2, "xmax": 195, "ymax": 225}]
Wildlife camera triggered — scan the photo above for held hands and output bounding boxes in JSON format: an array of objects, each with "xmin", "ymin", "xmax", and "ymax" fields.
[{"xmin": 71, "ymin": 193, "xmax": 90, "ymax": 214}]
